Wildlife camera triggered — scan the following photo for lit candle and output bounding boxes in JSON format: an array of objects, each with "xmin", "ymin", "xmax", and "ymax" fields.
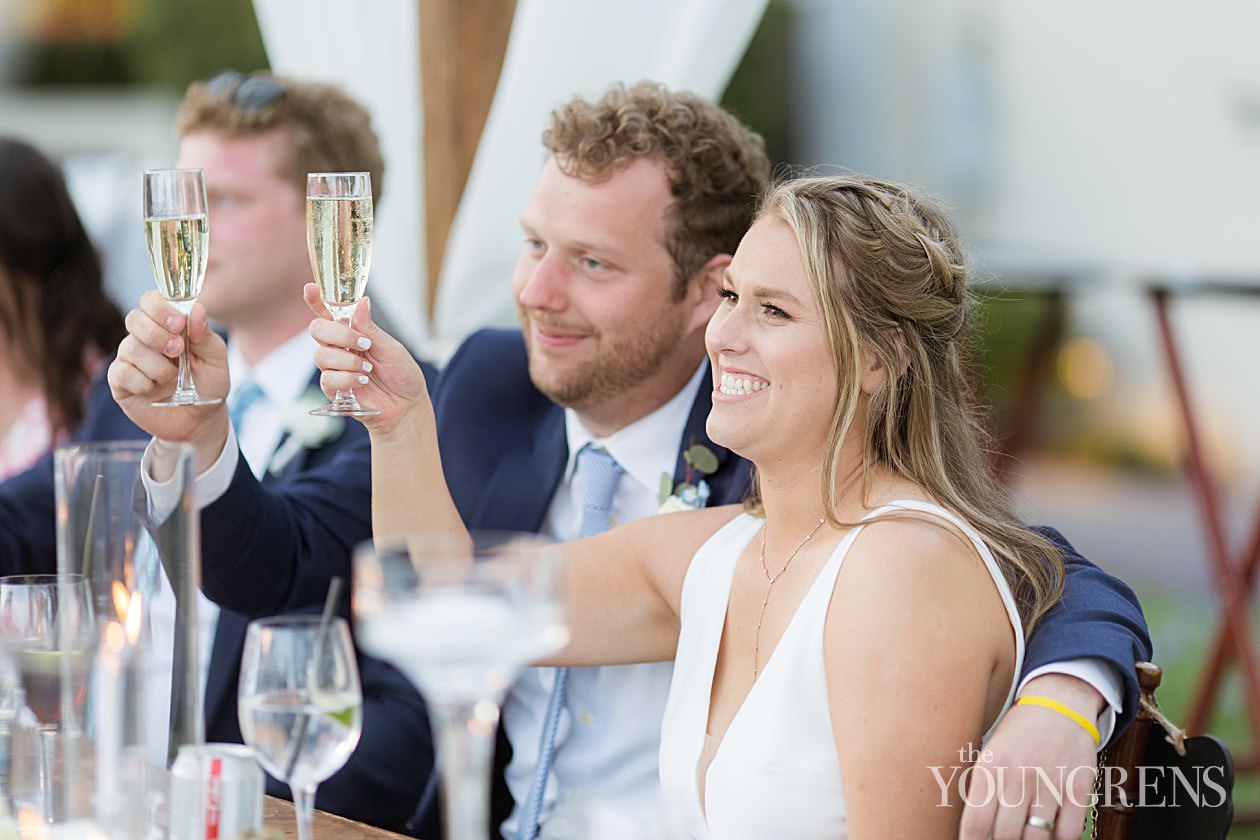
[{"xmin": 93, "ymin": 622, "xmax": 124, "ymax": 825}]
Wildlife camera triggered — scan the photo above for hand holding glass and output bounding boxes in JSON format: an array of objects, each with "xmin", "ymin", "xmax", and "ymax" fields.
[
  {"xmin": 238, "ymin": 616, "xmax": 362, "ymax": 840},
  {"xmin": 307, "ymin": 171, "xmax": 378, "ymax": 416},
  {"xmin": 143, "ymin": 168, "xmax": 219, "ymax": 407}
]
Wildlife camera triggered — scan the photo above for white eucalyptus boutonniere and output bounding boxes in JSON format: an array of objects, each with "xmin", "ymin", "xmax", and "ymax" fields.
[
  {"xmin": 269, "ymin": 387, "xmax": 346, "ymax": 473},
  {"xmin": 658, "ymin": 441, "xmax": 718, "ymax": 514}
]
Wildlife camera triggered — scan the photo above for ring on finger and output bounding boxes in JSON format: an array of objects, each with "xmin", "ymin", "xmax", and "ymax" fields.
[{"xmin": 1026, "ymin": 814, "xmax": 1055, "ymax": 832}]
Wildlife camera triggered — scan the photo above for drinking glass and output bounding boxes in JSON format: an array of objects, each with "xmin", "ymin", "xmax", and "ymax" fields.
[
  {"xmin": 0, "ymin": 575, "xmax": 94, "ymax": 820},
  {"xmin": 55, "ymin": 439, "xmax": 204, "ymax": 764},
  {"xmin": 238, "ymin": 616, "xmax": 362, "ymax": 840},
  {"xmin": 353, "ymin": 532, "xmax": 569, "ymax": 840},
  {"xmin": 306, "ymin": 171, "xmax": 378, "ymax": 417},
  {"xmin": 143, "ymin": 168, "xmax": 220, "ymax": 407}
]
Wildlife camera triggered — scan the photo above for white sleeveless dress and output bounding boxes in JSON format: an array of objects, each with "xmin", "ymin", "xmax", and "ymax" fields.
[{"xmin": 657, "ymin": 501, "xmax": 1026, "ymax": 839}]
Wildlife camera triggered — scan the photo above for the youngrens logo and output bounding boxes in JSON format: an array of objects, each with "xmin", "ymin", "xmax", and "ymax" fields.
[{"xmin": 930, "ymin": 745, "xmax": 1231, "ymax": 810}]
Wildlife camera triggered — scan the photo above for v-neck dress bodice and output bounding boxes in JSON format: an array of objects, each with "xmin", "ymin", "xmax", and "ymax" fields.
[{"xmin": 657, "ymin": 501, "xmax": 1026, "ymax": 839}]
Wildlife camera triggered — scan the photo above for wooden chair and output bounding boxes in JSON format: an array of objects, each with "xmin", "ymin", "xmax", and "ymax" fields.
[{"xmin": 1091, "ymin": 662, "xmax": 1235, "ymax": 839}]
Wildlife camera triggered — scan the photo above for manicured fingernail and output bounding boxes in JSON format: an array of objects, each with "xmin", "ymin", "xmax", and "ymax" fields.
[
  {"xmin": 361, "ymin": 361, "xmax": 373, "ymax": 373},
  {"xmin": 358, "ymin": 374, "xmax": 370, "ymax": 385},
  {"xmin": 357, "ymin": 337, "xmax": 372, "ymax": 350},
  {"xmin": 165, "ymin": 315, "xmax": 180, "ymax": 330},
  {"xmin": 165, "ymin": 338, "xmax": 179, "ymax": 355}
]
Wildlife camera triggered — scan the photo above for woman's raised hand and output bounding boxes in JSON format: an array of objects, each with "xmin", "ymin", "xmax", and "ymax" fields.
[{"xmin": 304, "ymin": 283, "xmax": 430, "ymax": 436}]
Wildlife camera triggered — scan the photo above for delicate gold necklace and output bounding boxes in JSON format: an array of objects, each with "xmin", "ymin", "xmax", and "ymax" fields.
[{"xmin": 753, "ymin": 516, "xmax": 826, "ymax": 678}]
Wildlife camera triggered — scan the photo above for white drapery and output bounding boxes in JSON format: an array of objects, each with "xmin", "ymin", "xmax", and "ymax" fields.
[
  {"xmin": 251, "ymin": 0, "xmax": 426, "ymax": 345},
  {"xmin": 251, "ymin": 0, "xmax": 769, "ymax": 354}
]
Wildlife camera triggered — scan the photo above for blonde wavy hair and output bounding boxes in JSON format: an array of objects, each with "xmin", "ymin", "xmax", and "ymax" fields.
[{"xmin": 746, "ymin": 174, "xmax": 1064, "ymax": 633}]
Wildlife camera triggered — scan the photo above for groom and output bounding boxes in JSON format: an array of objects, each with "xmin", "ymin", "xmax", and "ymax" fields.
[{"xmin": 429, "ymin": 83, "xmax": 1152, "ymax": 840}]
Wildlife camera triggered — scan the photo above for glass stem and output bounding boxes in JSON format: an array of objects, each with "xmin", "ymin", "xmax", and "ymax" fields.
[
  {"xmin": 432, "ymin": 700, "xmax": 497, "ymax": 840},
  {"xmin": 332, "ymin": 313, "xmax": 355, "ymax": 409},
  {"xmin": 175, "ymin": 321, "xmax": 196, "ymax": 398},
  {"xmin": 293, "ymin": 783, "xmax": 317, "ymax": 840}
]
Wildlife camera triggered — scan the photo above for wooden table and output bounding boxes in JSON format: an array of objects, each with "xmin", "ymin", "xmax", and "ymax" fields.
[{"xmin": 263, "ymin": 796, "xmax": 415, "ymax": 840}]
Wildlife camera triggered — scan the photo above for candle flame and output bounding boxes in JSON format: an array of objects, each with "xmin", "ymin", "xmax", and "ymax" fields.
[
  {"xmin": 112, "ymin": 580, "xmax": 130, "ymax": 623},
  {"xmin": 17, "ymin": 804, "xmax": 48, "ymax": 840},
  {"xmin": 124, "ymin": 589, "xmax": 143, "ymax": 646},
  {"xmin": 104, "ymin": 620, "xmax": 125, "ymax": 654}
]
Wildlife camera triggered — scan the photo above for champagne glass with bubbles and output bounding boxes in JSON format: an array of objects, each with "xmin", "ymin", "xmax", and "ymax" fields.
[
  {"xmin": 143, "ymin": 168, "xmax": 220, "ymax": 407},
  {"xmin": 307, "ymin": 171, "xmax": 379, "ymax": 417}
]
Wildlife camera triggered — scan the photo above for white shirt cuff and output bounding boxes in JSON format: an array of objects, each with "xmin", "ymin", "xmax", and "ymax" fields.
[
  {"xmin": 140, "ymin": 425, "xmax": 241, "ymax": 516},
  {"xmin": 1018, "ymin": 657, "xmax": 1122, "ymax": 751}
]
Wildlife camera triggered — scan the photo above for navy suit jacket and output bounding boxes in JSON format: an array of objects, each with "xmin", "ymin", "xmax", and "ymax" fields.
[
  {"xmin": 0, "ymin": 368, "xmax": 435, "ymax": 836},
  {"xmin": 434, "ymin": 329, "xmax": 1153, "ymax": 743}
]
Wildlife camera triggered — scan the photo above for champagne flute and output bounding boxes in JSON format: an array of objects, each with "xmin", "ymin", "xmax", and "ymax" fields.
[
  {"xmin": 354, "ymin": 532, "xmax": 569, "ymax": 840},
  {"xmin": 143, "ymin": 168, "xmax": 220, "ymax": 407},
  {"xmin": 306, "ymin": 171, "xmax": 379, "ymax": 417},
  {"xmin": 238, "ymin": 616, "xmax": 362, "ymax": 840},
  {"xmin": 0, "ymin": 575, "xmax": 95, "ymax": 821}
]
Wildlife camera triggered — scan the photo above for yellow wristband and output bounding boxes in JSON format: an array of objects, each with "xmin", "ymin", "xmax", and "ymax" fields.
[{"xmin": 1016, "ymin": 695, "xmax": 1101, "ymax": 747}]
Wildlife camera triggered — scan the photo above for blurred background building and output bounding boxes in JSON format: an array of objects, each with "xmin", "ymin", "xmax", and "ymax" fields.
[{"xmin": 1, "ymin": 0, "xmax": 1257, "ymax": 829}]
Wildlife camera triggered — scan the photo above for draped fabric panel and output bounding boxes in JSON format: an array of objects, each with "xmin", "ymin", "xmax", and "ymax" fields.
[
  {"xmin": 431, "ymin": 0, "xmax": 769, "ymax": 354},
  {"xmin": 251, "ymin": 0, "xmax": 768, "ymax": 352},
  {"xmin": 252, "ymin": 0, "xmax": 427, "ymax": 345}
]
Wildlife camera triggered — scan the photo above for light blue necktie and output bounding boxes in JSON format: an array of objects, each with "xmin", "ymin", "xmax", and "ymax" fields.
[
  {"xmin": 517, "ymin": 444, "xmax": 624, "ymax": 840},
  {"xmin": 227, "ymin": 379, "xmax": 264, "ymax": 432}
]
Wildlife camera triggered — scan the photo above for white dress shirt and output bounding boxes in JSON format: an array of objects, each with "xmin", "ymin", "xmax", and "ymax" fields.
[
  {"xmin": 500, "ymin": 364, "xmax": 708, "ymax": 839},
  {"xmin": 141, "ymin": 329, "xmax": 319, "ymax": 764}
]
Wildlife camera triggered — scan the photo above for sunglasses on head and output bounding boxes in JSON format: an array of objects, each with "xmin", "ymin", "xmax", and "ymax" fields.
[{"xmin": 204, "ymin": 70, "xmax": 286, "ymax": 114}]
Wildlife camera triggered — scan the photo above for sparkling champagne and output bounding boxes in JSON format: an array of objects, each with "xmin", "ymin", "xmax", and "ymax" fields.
[
  {"xmin": 306, "ymin": 196, "xmax": 372, "ymax": 321},
  {"xmin": 144, "ymin": 214, "xmax": 208, "ymax": 314}
]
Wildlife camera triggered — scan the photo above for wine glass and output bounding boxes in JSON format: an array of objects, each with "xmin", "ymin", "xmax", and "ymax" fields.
[
  {"xmin": 143, "ymin": 168, "xmax": 220, "ymax": 407},
  {"xmin": 238, "ymin": 616, "xmax": 362, "ymax": 840},
  {"xmin": 0, "ymin": 575, "xmax": 95, "ymax": 820},
  {"xmin": 353, "ymin": 532, "xmax": 569, "ymax": 840},
  {"xmin": 306, "ymin": 171, "xmax": 379, "ymax": 417}
]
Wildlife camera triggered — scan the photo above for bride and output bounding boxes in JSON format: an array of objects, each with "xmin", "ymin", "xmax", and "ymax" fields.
[{"xmin": 308, "ymin": 174, "xmax": 1065, "ymax": 838}]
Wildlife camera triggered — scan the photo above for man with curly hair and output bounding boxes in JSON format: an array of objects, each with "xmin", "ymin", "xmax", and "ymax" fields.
[{"xmin": 424, "ymin": 81, "xmax": 1150, "ymax": 840}]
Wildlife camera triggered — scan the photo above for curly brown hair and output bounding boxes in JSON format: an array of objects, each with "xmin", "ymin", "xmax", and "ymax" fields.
[
  {"xmin": 0, "ymin": 138, "xmax": 125, "ymax": 436},
  {"xmin": 176, "ymin": 72, "xmax": 385, "ymax": 204},
  {"xmin": 543, "ymin": 81, "xmax": 769, "ymax": 296}
]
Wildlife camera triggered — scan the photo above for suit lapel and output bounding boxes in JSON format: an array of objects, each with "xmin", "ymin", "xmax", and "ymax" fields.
[
  {"xmin": 467, "ymin": 406, "xmax": 567, "ymax": 532},
  {"xmin": 263, "ymin": 368, "xmax": 330, "ymax": 479},
  {"xmin": 671, "ymin": 363, "xmax": 750, "ymax": 507}
]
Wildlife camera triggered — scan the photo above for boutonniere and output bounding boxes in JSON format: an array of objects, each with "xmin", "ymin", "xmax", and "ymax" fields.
[
  {"xmin": 269, "ymin": 387, "xmax": 345, "ymax": 473},
  {"xmin": 658, "ymin": 441, "xmax": 718, "ymax": 513}
]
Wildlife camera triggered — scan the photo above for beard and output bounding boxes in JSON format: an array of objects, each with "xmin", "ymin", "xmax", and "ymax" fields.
[{"xmin": 520, "ymin": 303, "xmax": 690, "ymax": 412}]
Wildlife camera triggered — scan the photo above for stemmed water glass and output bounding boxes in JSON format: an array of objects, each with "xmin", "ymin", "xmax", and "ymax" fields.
[
  {"xmin": 353, "ymin": 531, "xmax": 569, "ymax": 840},
  {"xmin": 142, "ymin": 168, "xmax": 220, "ymax": 407},
  {"xmin": 237, "ymin": 616, "xmax": 363, "ymax": 840},
  {"xmin": 306, "ymin": 171, "xmax": 378, "ymax": 417},
  {"xmin": 0, "ymin": 574, "xmax": 95, "ymax": 820}
]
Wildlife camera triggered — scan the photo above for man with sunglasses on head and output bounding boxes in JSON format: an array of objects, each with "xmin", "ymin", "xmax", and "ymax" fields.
[{"xmin": 0, "ymin": 71, "xmax": 437, "ymax": 835}]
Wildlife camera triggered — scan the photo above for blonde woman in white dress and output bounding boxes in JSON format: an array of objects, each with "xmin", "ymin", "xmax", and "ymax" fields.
[{"xmin": 307, "ymin": 174, "xmax": 1066, "ymax": 838}]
